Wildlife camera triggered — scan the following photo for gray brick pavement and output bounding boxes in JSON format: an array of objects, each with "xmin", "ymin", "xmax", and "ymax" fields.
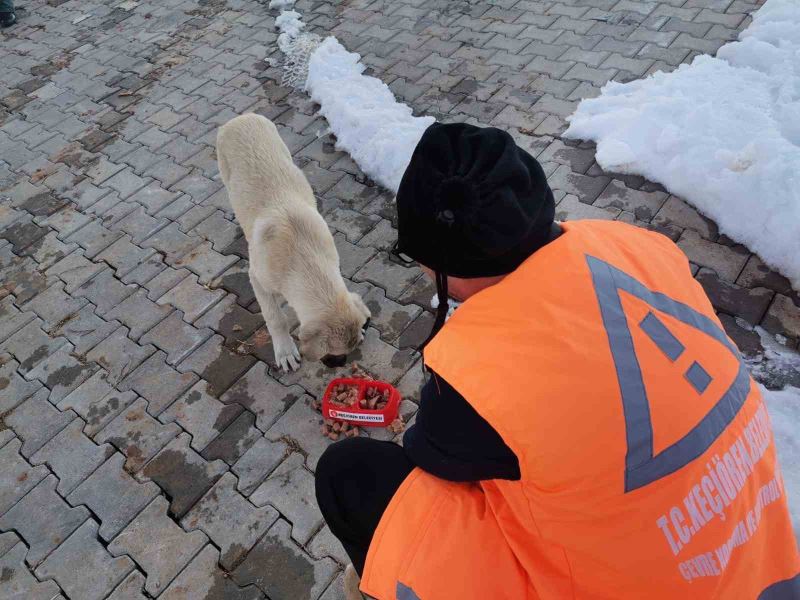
[{"xmin": 0, "ymin": 0, "xmax": 792, "ymax": 598}]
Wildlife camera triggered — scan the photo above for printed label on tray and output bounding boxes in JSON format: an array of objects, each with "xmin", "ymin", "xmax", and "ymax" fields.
[{"xmin": 329, "ymin": 409, "xmax": 385, "ymax": 423}]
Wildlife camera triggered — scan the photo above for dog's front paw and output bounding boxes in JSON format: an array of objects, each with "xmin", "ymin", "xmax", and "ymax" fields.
[{"xmin": 274, "ymin": 337, "xmax": 301, "ymax": 371}]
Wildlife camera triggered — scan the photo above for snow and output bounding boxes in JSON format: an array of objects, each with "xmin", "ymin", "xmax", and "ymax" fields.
[
  {"xmin": 430, "ymin": 293, "xmax": 461, "ymax": 321},
  {"xmin": 268, "ymin": 0, "xmax": 294, "ymax": 8},
  {"xmin": 305, "ymin": 37, "xmax": 435, "ymax": 193},
  {"xmin": 564, "ymin": 0, "xmax": 800, "ymax": 289},
  {"xmin": 275, "ymin": 10, "xmax": 305, "ymax": 52},
  {"xmin": 764, "ymin": 384, "xmax": 800, "ymax": 541},
  {"xmin": 746, "ymin": 328, "xmax": 800, "ymax": 541}
]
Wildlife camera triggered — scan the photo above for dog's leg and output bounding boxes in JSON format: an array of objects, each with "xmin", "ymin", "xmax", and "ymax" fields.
[{"xmin": 250, "ymin": 270, "xmax": 301, "ymax": 371}]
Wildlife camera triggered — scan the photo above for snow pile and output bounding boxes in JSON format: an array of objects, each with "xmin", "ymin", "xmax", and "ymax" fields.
[
  {"xmin": 745, "ymin": 328, "xmax": 800, "ymax": 540},
  {"xmin": 275, "ymin": 10, "xmax": 305, "ymax": 50},
  {"xmin": 764, "ymin": 383, "xmax": 800, "ymax": 540},
  {"xmin": 305, "ymin": 37, "xmax": 434, "ymax": 192},
  {"xmin": 564, "ymin": 0, "xmax": 800, "ymax": 289},
  {"xmin": 273, "ymin": 8, "xmax": 321, "ymax": 88},
  {"xmin": 269, "ymin": 2, "xmax": 432, "ymax": 192}
]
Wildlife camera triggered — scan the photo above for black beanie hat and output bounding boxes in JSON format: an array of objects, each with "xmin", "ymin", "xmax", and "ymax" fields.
[{"xmin": 395, "ymin": 122, "xmax": 556, "ymax": 279}]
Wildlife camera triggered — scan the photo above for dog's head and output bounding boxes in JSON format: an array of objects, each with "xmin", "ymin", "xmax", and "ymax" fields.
[{"xmin": 298, "ymin": 292, "xmax": 371, "ymax": 368}]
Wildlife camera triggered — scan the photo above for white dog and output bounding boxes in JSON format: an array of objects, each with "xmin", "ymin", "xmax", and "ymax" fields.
[{"xmin": 217, "ymin": 113, "xmax": 370, "ymax": 371}]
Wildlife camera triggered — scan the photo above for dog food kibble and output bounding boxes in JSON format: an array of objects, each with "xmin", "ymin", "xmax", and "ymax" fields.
[
  {"xmin": 389, "ymin": 418, "xmax": 405, "ymax": 434},
  {"xmin": 350, "ymin": 363, "xmax": 374, "ymax": 380},
  {"xmin": 329, "ymin": 384, "xmax": 360, "ymax": 408},
  {"xmin": 363, "ymin": 386, "xmax": 390, "ymax": 410}
]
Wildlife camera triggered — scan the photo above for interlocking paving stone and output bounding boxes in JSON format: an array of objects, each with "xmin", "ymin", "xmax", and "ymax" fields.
[
  {"xmin": 250, "ymin": 452, "xmax": 323, "ymax": 545},
  {"xmin": 202, "ymin": 410, "xmax": 262, "ymax": 466},
  {"xmin": 232, "ymin": 435, "xmax": 289, "ymax": 496},
  {"xmin": 68, "ymin": 452, "xmax": 160, "ymax": 541},
  {"xmin": 696, "ymin": 268, "xmax": 774, "ymax": 326},
  {"xmin": 73, "ymin": 269, "xmax": 138, "ymax": 315},
  {"xmin": 109, "ymin": 495, "xmax": 208, "ymax": 596},
  {"xmin": 52, "ymin": 304, "xmax": 122, "ymax": 356},
  {"xmin": 182, "ymin": 472, "xmax": 279, "ymax": 569},
  {"xmin": 96, "ymin": 397, "xmax": 182, "ymax": 473},
  {"xmin": 0, "ymin": 438, "xmax": 50, "ymax": 515},
  {"xmin": 653, "ymin": 195, "xmax": 718, "ymax": 239},
  {"xmin": 267, "ymin": 395, "xmax": 333, "ymax": 472},
  {"xmin": 0, "ymin": 297, "xmax": 36, "ymax": 344},
  {"xmin": 157, "ymin": 271, "xmax": 225, "ymax": 322},
  {"xmin": 96, "ymin": 236, "xmax": 158, "ymax": 279},
  {"xmin": 140, "ymin": 311, "xmax": 213, "ymax": 366},
  {"xmin": 194, "ymin": 295, "xmax": 264, "ymax": 348},
  {"xmin": 556, "ymin": 193, "xmax": 621, "ymax": 221},
  {"xmin": 107, "ymin": 571, "xmax": 148, "ymax": 600},
  {"xmin": 0, "ymin": 474, "xmax": 90, "ymax": 566},
  {"xmin": 21, "ymin": 281, "xmax": 88, "ymax": 333},
  {"xmin": 594, "ymin": 179, "xmax": 669, "ymax": 221},
  {"xmin": 160, "ymin": 381, "xmax": 243, "ymax": 452},
  {"xmin": 58, "ymin": 370, "xmax": 136, "ymax": 436},
  {"xmin": 3, "ymin": 318, "xmax": 68, "ymax": 374},
  {"xmin": 161, "ymin": 544, "xmax": 266, "ymax": 600},
  {"xmin": 737, "ymin": 256, "xmax": 795, "ymax": 297},
  {"xmin": 677, "ymin": 229, "xmax": 749, "ymax": 282},
  {"xmin": 142, "ymin": 221, "xmax": 203, "ymax": 262},
  {"xmin": 762, "ymin": 294, "xmax": 800, "ymax": 342},
  {"xmin": 233, "ymin": 519, "xmax": 338, "ymax": 600},
  {"xmin": 30, "ymin": 419, "xmax": 115, "ymax": 495},
  {"xmin": 105, "ymin": 289, "xmax": 173, "ymax": 341},
  {"xmin": 45, "ymin": 250, "xmax": 106, "ymax": 293},
  {"xmin": 179, "ymin": 334, "xmax": 256, "ymax": 396},
  {"xmin": 36, "ymin": 519, "xmax": 134, "ymax": 600},
  {"xmin": 119, "ymin": 349, "xmax": 199, "ymax": 416},
  {"xmin": 141, "ymin": 433, "xmax": 228, "ymax": 518},
  {"xmin": 0, "ymin": 531, "xmax": 21, "ymax": 558},
  {"xmin": 1, "ymin": 541, "xmax": 65, "ymax": 600},
  {"xmin": 308, "ymin": 526, "xmax": 350, "ymax": 566},
  {"xmin": 87, "ymin": 326, "xmax": 156, "ymax": 385},
  {"xmin": 222, "ymin": 362, "xmax": 303, "ymax": 431},
  {"xmin": 213, "ymin": 259, "xmax": 257, "ymax": 307},
  {"xmin": 6, "ymin": 388, "xmax": 75, "ymax": 458},
  {"xmin": 354, "ymin": 252, "xmax": 422, "ymax": 300},
  {"xmin": 361, "ymin": 284, "xmax": 422, "ymax": 343},
  {"xmin": 26, "ymin": 346, "xmax": 99, "ymax": 403},
  {"xmin": 0, "ymin": 354, "xmax": 40, "ymax": 411}
]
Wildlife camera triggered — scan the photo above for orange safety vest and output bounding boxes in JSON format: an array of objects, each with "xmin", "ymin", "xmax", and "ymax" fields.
[{"xmin": 361, "ymin": 220, "xmax": 799, "ymax": 600}]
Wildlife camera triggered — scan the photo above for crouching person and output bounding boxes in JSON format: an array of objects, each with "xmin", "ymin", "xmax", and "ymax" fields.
[{"xmin": 315, "ymin": 123, "xmax": 800, "ymax": 600}]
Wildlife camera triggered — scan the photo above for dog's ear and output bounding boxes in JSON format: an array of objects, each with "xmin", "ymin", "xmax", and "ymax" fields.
[{"xmin": 298, "ymin": 320, "xmax": 327, "ymax": 361}]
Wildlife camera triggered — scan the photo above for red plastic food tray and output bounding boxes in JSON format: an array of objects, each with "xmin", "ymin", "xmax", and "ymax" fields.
[{"xmin": 321, "ymin": 378, "xmax": 400, "ymax": 428}]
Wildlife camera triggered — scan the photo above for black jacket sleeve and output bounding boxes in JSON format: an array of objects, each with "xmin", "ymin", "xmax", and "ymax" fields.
[{"xmin": 403, "ymin": 369, "xmax": 521, "ymax": 482}]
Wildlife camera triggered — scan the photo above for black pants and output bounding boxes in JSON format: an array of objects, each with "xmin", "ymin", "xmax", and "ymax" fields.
[{"xmin": 315, "ymin": 437, "xmax": 414, "ymax": 576}]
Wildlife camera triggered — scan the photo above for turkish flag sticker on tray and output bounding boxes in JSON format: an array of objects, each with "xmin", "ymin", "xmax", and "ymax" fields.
[{"xmin": 321, "ymin": 378, "xmax": 400, "ymax": 427}]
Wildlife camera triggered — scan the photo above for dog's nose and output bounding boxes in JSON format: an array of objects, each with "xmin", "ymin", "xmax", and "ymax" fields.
[
  {"xmin": 321, "ymin": 354, "xmax": 347, "ymax": 368},
  {"xmin": 362, "ymin": 318, "xmax": 371, "ymax": 332}
]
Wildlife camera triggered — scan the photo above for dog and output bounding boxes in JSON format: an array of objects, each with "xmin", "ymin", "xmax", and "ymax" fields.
[{"xmin": 216, "ymin": 113, "xmax": 370, "ymax": 371}]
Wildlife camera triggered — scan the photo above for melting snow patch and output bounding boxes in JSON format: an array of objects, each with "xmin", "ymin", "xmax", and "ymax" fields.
[
  {"xmin": 305, "ymin": 37, "xmax": 434, "ymax": 193},
  {"xmin": 564, "ymin": 0, "xmax": 800, "ymax": 289}
]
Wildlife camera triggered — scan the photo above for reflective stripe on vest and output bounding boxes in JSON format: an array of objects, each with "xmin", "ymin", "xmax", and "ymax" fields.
[
  {"xmin": 586, "ymin": 254, "xmax": 752, "ymax": 492},
  {"xmin": 397, "ymin": 582, "xmax": 421, "ymax": 600}
]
